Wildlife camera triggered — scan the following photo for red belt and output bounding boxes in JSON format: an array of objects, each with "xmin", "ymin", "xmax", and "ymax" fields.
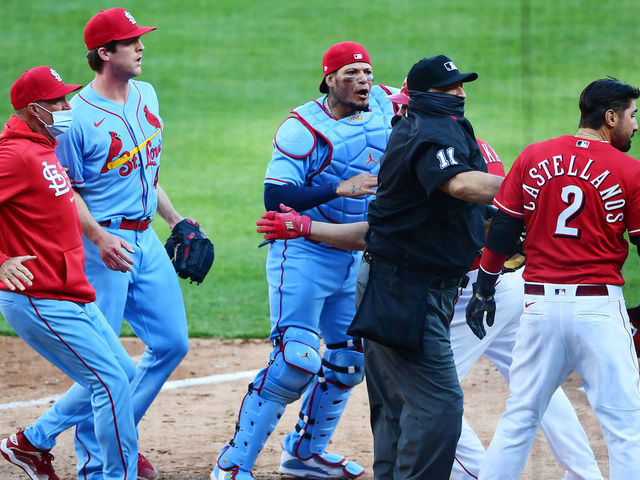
[
  {"xmin": 524, "ymin": 283, "xmax": 608, "ymax": 296},
  {"xmin": 99, "ymin": 218, "xmax": 151, "ymax": 231}
]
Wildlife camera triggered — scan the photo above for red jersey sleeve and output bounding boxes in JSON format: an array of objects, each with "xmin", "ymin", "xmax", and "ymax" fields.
[
  {"xmin": 624, "ymin": 165, "xmax": 640, "ymax": 241},
  {"xmin": 492, "ymin": 151, "xmax": 526, "ymax": 218}
]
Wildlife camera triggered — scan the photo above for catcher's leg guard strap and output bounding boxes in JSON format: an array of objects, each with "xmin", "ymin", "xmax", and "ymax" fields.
[
  {"xmin": 283, "ymin": 376, "xmax": 354, "ymax": 459},
  {"xmin": 218, "ymin": 388, "xmax": 286, "ymax": 472},
  {"xmin": 321, "ymin": 344, "xmax": 364, "ymax": 387}
]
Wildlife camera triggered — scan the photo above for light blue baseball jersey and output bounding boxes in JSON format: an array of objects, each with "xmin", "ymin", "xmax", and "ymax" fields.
[
  {"xmin": 57, "ymin": 79, "xmax": 162, "ymax": 222},
  {"xmin": 265, "ymin": 85, "xmax": 395, "ymax": 224}
]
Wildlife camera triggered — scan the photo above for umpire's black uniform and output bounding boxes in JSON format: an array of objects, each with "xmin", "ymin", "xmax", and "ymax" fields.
[{"xmin": 350, "ymin": 57, "xmax": 486, "ymax": 480}]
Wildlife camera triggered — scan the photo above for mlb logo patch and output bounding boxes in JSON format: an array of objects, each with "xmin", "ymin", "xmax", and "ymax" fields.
[
  {"xmin": 444, "ymin": 61, "xmax": 457, "ymax": 71},
  {"xmin": 554, "ymin": 288, "xmax": 567, "ymax": 296},
  {"xmin": 354, "ymin": 53, "xmax": 363, "ymax": 60},
  {"xmin": 576, "ymin": 140, "xmax": 590, "ymax": 148}
]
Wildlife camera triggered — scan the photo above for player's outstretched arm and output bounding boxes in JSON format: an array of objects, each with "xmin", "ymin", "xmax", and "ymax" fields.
[
  {"xmin": 257, "ymin": 204, "xmax": 368, "ymax": 250},
  {"xmin": 73, "ymin": 190, "xmax": 135, "ymax": 272},
  {"xmin": 0, "ymin": 255, "xmax": 37, "ymax": 291}
]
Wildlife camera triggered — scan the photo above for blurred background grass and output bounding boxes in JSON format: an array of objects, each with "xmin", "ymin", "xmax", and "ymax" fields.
[{"xmin": 1, "ymin": 0, "xmax": 639, "ymax": 337}]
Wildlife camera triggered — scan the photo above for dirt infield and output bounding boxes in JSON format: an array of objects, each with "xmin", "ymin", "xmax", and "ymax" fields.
[{"xmin": 0, "ymin": 336, "xmax": 607, "ymax": 479}]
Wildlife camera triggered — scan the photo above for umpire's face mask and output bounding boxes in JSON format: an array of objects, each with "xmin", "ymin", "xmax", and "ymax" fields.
[{"xmin": 418, "ymin": 91, "xmax": 466, "ymax": 117}]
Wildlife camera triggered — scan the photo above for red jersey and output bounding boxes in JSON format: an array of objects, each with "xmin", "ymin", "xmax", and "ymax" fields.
[
  {"xmin": 469, "ymin": 138, "xmax": 507, "ymax": 271},
  {"xmin": 477, "ymin": 138, "xmax": 506, "ymax": 177},
  {"xmin": 0, "ymin": 115, "xmax": 95, "ymax": 302},
  {"xmin": 493, "ymin": 135, "xmax": 640, "ymax": 285}
]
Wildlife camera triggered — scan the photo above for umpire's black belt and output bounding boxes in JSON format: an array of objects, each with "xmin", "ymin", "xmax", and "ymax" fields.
[
  {"xmin": 363, "ymin": 251, "xmax": 466, "ymax": 290},
  {"xmin": 99, "ymin": 217, "xmax": 152, "ymax": 231}
]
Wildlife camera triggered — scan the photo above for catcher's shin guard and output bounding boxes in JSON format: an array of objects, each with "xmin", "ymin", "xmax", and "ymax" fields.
[
  {"xmin": 217, "ymin": 387, "xmax": 286, "ymax": 473},
  {"xmin": 283, "ymin": 342, "xmax": 364, "ymax": 459}
]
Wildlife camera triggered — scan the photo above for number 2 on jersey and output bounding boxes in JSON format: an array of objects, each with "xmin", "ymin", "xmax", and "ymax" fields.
[{"xmin": 554, "ymin": 185, "xmax": 585, "ymax": 238}]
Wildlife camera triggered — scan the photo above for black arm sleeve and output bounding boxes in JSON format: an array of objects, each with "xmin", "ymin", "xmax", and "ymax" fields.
[
  {"xmin": 485, "ymin": 210, "xmax": 526, "ymax": 255},
  {"xmin": 630, "ymin": 234, "xmax": 640, "ymax": 257},
  {"xmin": 264, "ymin": 182, "xmax": 338, "ymax": 212}
]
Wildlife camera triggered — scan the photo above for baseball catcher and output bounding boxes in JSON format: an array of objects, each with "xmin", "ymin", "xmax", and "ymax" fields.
[{"xmin": 165, "ymin": 218, "xmax": 214, "ymax": 284}]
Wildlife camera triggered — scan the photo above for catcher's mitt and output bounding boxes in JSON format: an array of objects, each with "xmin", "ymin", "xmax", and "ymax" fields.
[{"xmin": 165, "ymin": 218, "xmax": 214, "ymax": 284}]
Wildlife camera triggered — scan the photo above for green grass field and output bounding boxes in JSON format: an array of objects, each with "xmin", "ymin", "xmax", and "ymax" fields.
[{"xmin": 1, "ymin": 0, "xmax": 640, "ymax": 338}]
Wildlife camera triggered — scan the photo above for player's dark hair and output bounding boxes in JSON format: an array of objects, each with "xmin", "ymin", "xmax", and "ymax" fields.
[
  {"xmin": 579, "ymin": 77, "xmax": 640, "ymax": 128},
  {"xmin": 86, "ymin": 40, "xmax": 118, "ymax": 72}
]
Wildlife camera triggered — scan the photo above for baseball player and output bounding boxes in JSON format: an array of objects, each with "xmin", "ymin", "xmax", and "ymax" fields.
[
  {"xmin": 14, "ymin": 8, "xmax": 196, "ymax": 480},
  {"xmin": 467, "ymin": 78, "xmax": 640, "ymax": 479},
  {"xmin": 212, "ymin": 41, "xmax": 396, "ymax": 480},
  {"xmin": 0, "ymin": 67, "xmax": 138, "ymax": 480}
]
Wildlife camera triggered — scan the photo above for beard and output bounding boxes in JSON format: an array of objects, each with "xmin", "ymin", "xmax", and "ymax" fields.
[
  {"xmin": 620, "ymin": 139, "xmax": 632, "ymax": 152},
  {"xmin": 343, "ymin": 99, "xmax": 369, "ymax": 113},
  {"xmin": 612, "ymin": 127, "xmax": 633, "ymax": 152}
]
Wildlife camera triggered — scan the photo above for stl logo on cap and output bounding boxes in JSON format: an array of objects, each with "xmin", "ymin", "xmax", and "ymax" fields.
[
  {"xmin": 49, "ymin": 68, "xmax": 63, "ymax": 82},
  {"xmin": 444, "ymin": 61, "xmax": 457, "ymax": 72},
  {"xmin": 124, "ymin": 10, "xmax": 137, "ymax": 25}
]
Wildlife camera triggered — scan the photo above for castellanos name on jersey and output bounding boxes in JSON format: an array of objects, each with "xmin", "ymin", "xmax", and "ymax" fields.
[
  {"xmin": 520, "ymin": 139, "xmax": 626, "ymax": 224},
  {"xmin": 55, "ymin": 80, "xmax": 163, "ymax": 222}
]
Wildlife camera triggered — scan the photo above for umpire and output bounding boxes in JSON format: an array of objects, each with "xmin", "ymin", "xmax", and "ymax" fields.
[{"xmin": 350, "ymin": 55, "xmax": 503, "ymax": 479}]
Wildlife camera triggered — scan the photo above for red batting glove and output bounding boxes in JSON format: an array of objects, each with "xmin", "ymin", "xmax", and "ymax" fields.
[{"xmin": 256, "ymin": 204, "xmax": 312, "ymax": 240}]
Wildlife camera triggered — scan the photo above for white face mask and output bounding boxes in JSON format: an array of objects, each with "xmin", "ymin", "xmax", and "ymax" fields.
[{"xmin": 34, "ymin": 103, "xmax": 73, "ymax": 137}]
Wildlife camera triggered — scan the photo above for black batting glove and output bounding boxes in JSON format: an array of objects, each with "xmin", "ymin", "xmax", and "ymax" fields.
[
  {"xmin": 465, "ymin": 268, "xmax": 498, "ymax": 340},
  {"xmin": 465, "ymin": 284, "xmax": 496, "ymax": 339}
]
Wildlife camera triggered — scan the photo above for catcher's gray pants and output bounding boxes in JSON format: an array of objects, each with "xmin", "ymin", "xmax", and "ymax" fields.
[{"xmin": 355, "ymin": 260, "xmax": 463, "ymax": 480}]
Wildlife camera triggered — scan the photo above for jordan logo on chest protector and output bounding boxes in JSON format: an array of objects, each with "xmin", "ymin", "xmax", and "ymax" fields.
[
  {"xmin": 41, "ymin": 161, "xmax": 70, "ymax": 197},
  {"xmin": 366, "ymin": 149, "xmax": 378, "ymax": 168}
]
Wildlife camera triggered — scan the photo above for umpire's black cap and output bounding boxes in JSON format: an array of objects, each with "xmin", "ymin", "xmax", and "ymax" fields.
[{"xmin": 407, "ymin": 55, "xmax": 477, "ymax": 92}]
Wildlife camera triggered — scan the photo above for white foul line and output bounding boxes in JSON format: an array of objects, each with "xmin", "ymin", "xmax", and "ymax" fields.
[{"xmin": 0, "ymin": 368, "xmax": 259, "ymax": 411}]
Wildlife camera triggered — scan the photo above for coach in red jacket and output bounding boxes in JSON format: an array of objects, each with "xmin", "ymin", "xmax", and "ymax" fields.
[{"xmin": 0, "ymin": 66, "xmax": 138, "ymax": 480}]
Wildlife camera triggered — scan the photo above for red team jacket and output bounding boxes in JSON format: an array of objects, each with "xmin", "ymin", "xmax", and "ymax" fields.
[
  {"xmin": 493, "ymin": 135, "xmax": 640, "ymax": 285},
  {"xmin": 0, "ymin": 115, "xmax": 95, "ymax": 303}
]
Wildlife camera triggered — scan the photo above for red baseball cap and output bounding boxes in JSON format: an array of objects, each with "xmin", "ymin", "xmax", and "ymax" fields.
[
  {"xmin": 319, "ymin": 41, "xmax": 371, "ymax": 93},
  {"xmin": 10, "ymin": 66, "xmax": 82, "ymax": 110},
  {"xmin": 387, "ymin": 78, "xmax": 409, "ymax": 105},
  {"xmin": 84, "ymin": 8, "xmax": 156, "ymax": 50}
]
